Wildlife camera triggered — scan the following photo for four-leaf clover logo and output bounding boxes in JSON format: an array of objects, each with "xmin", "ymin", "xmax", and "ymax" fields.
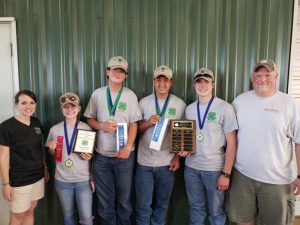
[
  {"xmin": 118, "ymin": 102, "xmax": 127, "ymax": 112},
  {"xmin": 207, "ymin": 112, "xmax": 216, "ymax": 121},
  {"xmin": 81, "ymin": 140, "xmax": 89, "ymax": 146},
  {"xmin": 168, "ymin": 108, "xmax": 176, "ymax": 116}
]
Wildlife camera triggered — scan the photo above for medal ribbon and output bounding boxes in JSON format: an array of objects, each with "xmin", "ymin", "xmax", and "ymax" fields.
[
  {"xmin": 154, "ymin": 92, "xmax": 171, "ymax": 118},
  {"xmin": 197, "ymin": 96, "xmax": 214, "ymax": 130},
  {"xmin": 63, "ymin": 120, "xmax": 79, "ymax": 156},
  {"xmin": 106, "ymin": 86, "xmax": 123, "ymax": 117}
]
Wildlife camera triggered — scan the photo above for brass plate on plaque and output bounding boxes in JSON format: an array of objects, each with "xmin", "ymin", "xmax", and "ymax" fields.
[{"xmin": 170, "ymin": 120, "xmax": 196, "ymax": 153}]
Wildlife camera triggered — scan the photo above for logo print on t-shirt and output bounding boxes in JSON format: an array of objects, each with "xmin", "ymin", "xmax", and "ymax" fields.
[
  {"xmin": 168, "ymin": 108, "xmax": 176, "ymax": 116},
  {"xmin": 207, "ymin": 112, "xmax": 216, "ymax": 121},
  {"xmin": 118, "ymin": 102, "xmax": 127, "ymax": 112},
  {"xmin": 34, "ymin": 127, "xmax": 41, "ymax": 134}
]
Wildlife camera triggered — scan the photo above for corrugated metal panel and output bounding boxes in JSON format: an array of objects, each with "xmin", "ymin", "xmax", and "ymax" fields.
[
  {"xmin": 289, "ymin": 0, "xmax": 300, "ymax": 100},
  {"xmin": 0, "ymin": 0, "xmax": 294, "ymax": 225}
]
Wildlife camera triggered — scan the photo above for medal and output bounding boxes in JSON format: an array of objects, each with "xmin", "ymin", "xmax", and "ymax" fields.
[
  {"xmin": 196, "ymin": 96, "xmax": 214, "ymax": 142},
  {"xmin": 63, "ymin": 120, "xmax": 78, "ymax": 168},
  {"xmin": 197, "ymin": 132, "xmax": 204, "ymax": 142},
  {"xmin": 155, "ymin": 92, "xmax": 171, "ymax": 118},
  {"xmin": 107, "ymin": 86, "xmax": 123, "ymax": 119},
  {"xmin": 65, "ymin": 159, "xmax": 73, "ymax": 168},
  {"xmin": 108, "ymin": 117, "xmax": 117, "ymax": 124}
]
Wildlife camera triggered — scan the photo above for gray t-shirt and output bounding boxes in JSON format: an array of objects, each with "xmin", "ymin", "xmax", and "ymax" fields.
[
  {"xmin": 46, "ymin": 121, "xmax": 92, "ymax": 182},
  {"xmin": 233, "ymin": 90, "xmax": 300, "ymax": 184},
  {"xmin": 138, "ymin": 94, "xmax": 186, "ymax": 166},
  {"xmin": 185, "ymin": 97, "xmax": 238, "ymax": 171},
  {"xmin": 84, "ymin": 86, "xmax": 142, "ymax": 157}
]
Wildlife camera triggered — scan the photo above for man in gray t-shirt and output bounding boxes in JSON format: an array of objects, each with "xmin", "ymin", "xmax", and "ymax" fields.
[
  {"xmin": 135, "ymin": 65, "xmax": 186, "ymax": 225},
  {"xmin": 84, "ymin": 56, "xmax": 142, "ymax": 225},
  {"xmin": 226, "ymin": 59, "xmax": 300, "ymax": 225},
  {"xmin": 179, "ymin": 68, "xmax": 238, "ymax": 225}
]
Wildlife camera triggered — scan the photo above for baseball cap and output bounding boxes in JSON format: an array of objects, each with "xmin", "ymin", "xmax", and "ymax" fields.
[
  {"xmin": 107, "ymin": 56, "xmax": 128, "ymax": 73},
  {"xmin": 153, "ymin": 65, "xmax": 173, "ymax": 79},
  {"xmin": 193, "ymin": 68, "xmax": 214, "ymax": 83},
  {"xmin": 60, "ymin": 92, "xmax": 80, "ymax": 107},
  {"xmin": 253, "ymin": 59, "xmax": 278, "ymax": 73}
]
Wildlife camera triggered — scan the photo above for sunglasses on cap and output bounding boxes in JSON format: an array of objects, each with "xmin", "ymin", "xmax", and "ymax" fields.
[
  {"xmin": 194, "ymin": 74, "xmax": 213, "ymax": 82},
  {"xmin": 60, "ymin": 95, "xmax": 79, "ymax": 105}
]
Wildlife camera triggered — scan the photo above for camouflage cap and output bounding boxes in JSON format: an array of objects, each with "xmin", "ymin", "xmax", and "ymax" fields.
[
  {"xmin": 253, "ymin": 59, "xmax": 278, "ymax": 73},
  {"xmin": 60, "ymin": 92, "xmax": 80, "ymax": 107},
  {"xmin": 107, "ymin": 56, "xmax": 128, "ymax": 73},
  {"xmin": 153, "ymin": 65, "xmax": 173, "ymax": 79},
  {"xmin": 193, "ymin": 68, "xmax": 214, "ymax": 83}
]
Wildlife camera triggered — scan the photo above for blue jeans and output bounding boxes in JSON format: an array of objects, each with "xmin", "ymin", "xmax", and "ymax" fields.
[
  {"xmin": 93, "ymin": 152, "xmax": 135, "ymax": 225},
  {"xmin": 135, "ymin": 164, "xmax": 175, "ymax": 225},
  {"xmin": 55, "ymin": 179, "xmax": 93, "ymax": 225},
  {"xmin": 184, "ymin": 167, "xmax": 226, "ymax": 225}
]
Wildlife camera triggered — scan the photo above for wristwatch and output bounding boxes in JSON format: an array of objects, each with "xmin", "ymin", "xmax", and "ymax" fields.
[{"xmin": 221, "ymin": 171, "xmax": 231, "ymax": 178}]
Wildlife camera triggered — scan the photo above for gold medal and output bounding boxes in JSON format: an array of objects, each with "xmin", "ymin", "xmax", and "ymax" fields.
[
  {"xmin": 65, "ymin": 159, "xmax": 73, "ymax": 168},
  {"xmin": 197, "ymin": 132, "xmax": 204, "ymax": 142},
  {"xmin": 108, "ymin": 117, "xmax": 117, "ymax": 124}
]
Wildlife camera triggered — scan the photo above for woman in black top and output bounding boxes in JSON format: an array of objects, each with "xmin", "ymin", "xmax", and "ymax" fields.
[{"xmin": 0, "ymin": 90, "xmax": 48, "ymax": 225}]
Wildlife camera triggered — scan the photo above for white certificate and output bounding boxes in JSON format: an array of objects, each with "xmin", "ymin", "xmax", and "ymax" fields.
[{"xmin": 73, "ymin": 129, "xmax": 96, "ymax": 154}]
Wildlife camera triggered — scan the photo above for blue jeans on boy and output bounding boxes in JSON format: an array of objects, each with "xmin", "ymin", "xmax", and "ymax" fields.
[
  {"xmin": 135, "ymin": 164, "xmax": 175, "ymax": 225},
  {"xmin": 184, "ymin": 166, "xmax": 226, "ymax": 225},
  {"xmin": 93, "ymin": 152, "xmax": 135, "ymax": 225},
  {"xmin": 55, "ymin": 179, "xmax": 93, "ymax": 225}
]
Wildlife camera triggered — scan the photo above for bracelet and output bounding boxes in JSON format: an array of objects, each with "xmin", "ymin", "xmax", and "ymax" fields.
[
  {"xmin": 2, "ymin": 182, "xmax": 10, "ymax": 186},
  {"xmin": 221, "ymin": 171, "xmax": 231, "ymax": 179}
]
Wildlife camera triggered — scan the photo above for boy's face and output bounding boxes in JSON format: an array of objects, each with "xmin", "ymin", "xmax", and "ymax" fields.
[
  {"xmin": 107, "ymin": 68, "xmax": 127, "ymax": 85},
  {"xmin": 193, "ymin": 78, "xmax": 214, "ymax": 97},
  {"xmin": 153, "ymin": 75, "xmax": 173, "ymax": 96},
  {"xmin": 61, "ymin": 103, "xmax": 81, "ymax": 119}
]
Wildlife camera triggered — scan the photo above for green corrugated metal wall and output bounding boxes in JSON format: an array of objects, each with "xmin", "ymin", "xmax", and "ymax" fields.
[{"xmin": 0, "ymin": 0, "xmax": 294, "ymax": 224}]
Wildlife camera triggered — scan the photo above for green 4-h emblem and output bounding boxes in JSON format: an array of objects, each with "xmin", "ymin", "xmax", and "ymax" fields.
[
  {"xmin": 168, "ymin": 108, "xmax": 176, "ymax": 116},
  {"xmin": 118, "ymin": 102, "xmax": 127, "ymax": 111},
  {"xmin": 207, "ymin": 112, "xmax": 216, "ymax": 121},
  {"xmin": 81, "ymin": 140, "xmax": 89, "ymax": 146}
]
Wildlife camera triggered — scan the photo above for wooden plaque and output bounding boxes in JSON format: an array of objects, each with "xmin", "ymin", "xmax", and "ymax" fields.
[{"xmin": 170, "ymin": 120, "xmax": 196, "ymax": 153}]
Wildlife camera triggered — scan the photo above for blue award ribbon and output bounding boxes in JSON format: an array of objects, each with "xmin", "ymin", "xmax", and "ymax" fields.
[
  {"xmin": 152, "ymin": 118, "xmax": 165, "ymax": 142},
  {"xmin": 117, "ymin": 124, "xmax": 125, "ymax": 149},
  {"xmin": 197, "ymin": 96, "xmax": 214, "ymax": 130},
  {"xmin": 63, "ymin": 120, "xmax": 79, "ymax": 156}
]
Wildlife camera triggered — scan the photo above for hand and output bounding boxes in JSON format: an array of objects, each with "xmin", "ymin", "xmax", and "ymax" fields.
[
  {"xmin": 178, "ymin": 150, "xmax": 191, "ymax": 157},
  {"xmin": 80, "ymin": 153, "xmax": 93, "ymax": 161},
  {"xmin": 101, "ymin": 121, "xmax": 117, "ymax": 133},
  {"xmin": 147, "ymin": 115, "xmax": 161, "ymax": 126},
  {"xmin": 48, "ymin": 140, "xmax": 57, "ymax": 155},
  {"xmin": 216, "ymin": 175, "xmax": 229, "ymax": 192},
  {"xmin": 2, "ymin": 184, "xmax": 13, "ymax": 201},
  {"xmin": 169, "ymin": 155, "xmax": 180, "ymax": 171},
  {"xmin": 44, "ymin": 168, "xmax": 50, "ymax": 183},
  {"xmin": 115, "ymin": 146, "xmax": 131, "ymax": 159},
  {"xmin": 293, "ymin": 178, "xmax": 300, "ymax": 195}
]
